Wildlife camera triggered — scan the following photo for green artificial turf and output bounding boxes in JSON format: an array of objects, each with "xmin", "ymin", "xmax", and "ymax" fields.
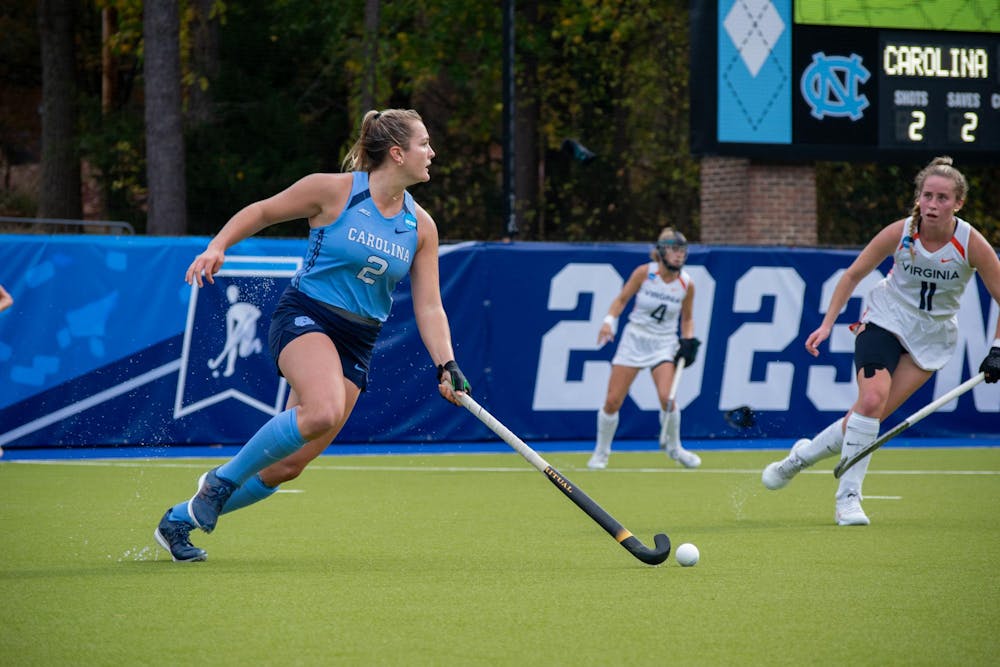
[{"xmin": 1, "ymin": 448, "xmax": 998, "ymax": 666}]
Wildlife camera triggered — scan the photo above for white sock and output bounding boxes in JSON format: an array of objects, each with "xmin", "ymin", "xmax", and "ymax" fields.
[
  {"xmin": 659, "ymin": 408, "xmax": 681, "ymax": 451},
  {"xmin": 595, "ymin": 409, "xmax": 619, "ymax": 454},
  {"xmin": 797, "ymin": 418, "xmax": 845, "ymax": 465},
  {"xmin": 837, "ymin": 413, "xmax": 879, "ymax": 500}
]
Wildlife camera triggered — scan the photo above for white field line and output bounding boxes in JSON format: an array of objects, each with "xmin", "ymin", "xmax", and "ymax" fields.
[{"xmin": 5, "ymin": 460, "xmax": 1000, "ymax": 476}]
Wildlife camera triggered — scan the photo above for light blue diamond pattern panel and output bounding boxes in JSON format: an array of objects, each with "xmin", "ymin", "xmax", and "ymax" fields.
[{"xmin": 718, "ymin": 0, "xmax": 792, "ymax": 144}]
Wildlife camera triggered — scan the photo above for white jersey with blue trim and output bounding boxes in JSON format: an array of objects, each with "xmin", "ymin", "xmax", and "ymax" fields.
[
  {"xmin": 292, "ymin": 171, "xmax": 419, "ymax": 322},
  {"xmin": 862, "ymin": 216, "xmax": 976, "ymax": 370}
]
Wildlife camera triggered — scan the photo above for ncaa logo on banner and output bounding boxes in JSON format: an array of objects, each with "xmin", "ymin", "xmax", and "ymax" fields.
[{"xmin": 174, "ymin": 256, "xmax": 301, "ymax": 419}]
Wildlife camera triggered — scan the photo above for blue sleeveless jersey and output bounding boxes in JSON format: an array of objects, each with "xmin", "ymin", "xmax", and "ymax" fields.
[{"xmin": 291, "ymin": 172, "xmax": 419, "ymax": 322}]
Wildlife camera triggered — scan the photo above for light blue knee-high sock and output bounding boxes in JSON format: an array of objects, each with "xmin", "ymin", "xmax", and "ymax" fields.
[
  {"xmin": 168, "ymin": 501, "xmax": 195, "ymax": 524},
  {"xmin": 167, "ymin": 474, "xmax": 278, "ymax": 525},
  {"xmin": 216, "ymin": 407, "xmax": 306, "ymax": 485},
  {"xmin": 165, "ymin": 409, "xmax": 303, "ymax": 526},
  {"xmin": 221, "ymin": 474, "xmax": 279, "ymax": 514}
]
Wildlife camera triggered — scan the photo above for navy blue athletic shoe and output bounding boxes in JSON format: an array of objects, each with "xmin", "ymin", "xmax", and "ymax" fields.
[
  {"xmin": 187, "ymin": 468, "xmax": 237, "ymax": 533},
  {"xmin": 154, "ymin": 509, "xmax": 207, "ymax": 562}
]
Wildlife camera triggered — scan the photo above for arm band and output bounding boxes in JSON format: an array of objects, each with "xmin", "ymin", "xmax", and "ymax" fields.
[{"xmin": 603, "ymin": 315, "xmax": 618, "ymax": 333}]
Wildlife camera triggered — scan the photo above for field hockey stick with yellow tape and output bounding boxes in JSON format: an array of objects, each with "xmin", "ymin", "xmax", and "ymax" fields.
[{"xmin": 460, "ymin": 394, "xmax": 671, "ymax": 565}]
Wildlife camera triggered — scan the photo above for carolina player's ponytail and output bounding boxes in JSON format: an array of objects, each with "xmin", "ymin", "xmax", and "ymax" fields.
[{"xmin": 342, "ymin": 109, "xmax": 424, "ymax": 173}]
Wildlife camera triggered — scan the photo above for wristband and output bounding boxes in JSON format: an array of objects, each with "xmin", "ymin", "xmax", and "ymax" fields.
[
  {"xmin": 993, "ymin": 338, "xmax": 1000, "ymax": 349},
  {"xmin": 603, "ymin": 315, "xmax": 618, "ymax": 333}
]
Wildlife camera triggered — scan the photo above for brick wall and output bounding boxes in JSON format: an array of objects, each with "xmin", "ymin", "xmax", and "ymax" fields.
[{"xmin": 699, "ymin": 157, "xmax": 817, "ymax": 246}]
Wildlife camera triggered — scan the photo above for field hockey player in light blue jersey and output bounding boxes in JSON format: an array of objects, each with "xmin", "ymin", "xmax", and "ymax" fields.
[
  {"xmin": 762, "ymin": 156, "xmax": 1000, "ymax": 526},
  {"xmin": 154, "ymin": 109, "xmax": 472, "ymax": 562}
]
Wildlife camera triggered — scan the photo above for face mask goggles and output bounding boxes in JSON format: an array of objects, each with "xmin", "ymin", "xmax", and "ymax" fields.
[{"xmin": 656, "ymin": 234, "xmax": 688, "ymax": 271}]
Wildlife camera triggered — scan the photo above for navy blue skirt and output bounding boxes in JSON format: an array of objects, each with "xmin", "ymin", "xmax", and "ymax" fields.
[{"xmin": 267, "ymin": 286, "xmax": 381, "ymax": 391}]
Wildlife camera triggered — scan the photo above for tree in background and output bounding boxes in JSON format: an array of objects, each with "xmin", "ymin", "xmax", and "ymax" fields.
[
  {"xmin": 332, "ymin": 0, "xmax": 699, "ymax": 242},
  {"xmin": 187, "ymin": 0, "xmax": 220, "ymax": 126},
  {"xmin": 11, "ymin": 1, "xmax": 999, "ymax": 243},
  {"xmin": 183, "ymin": 0, "xmax": 355, "ymax": 237},
  {"xmin": 79, "ymin": 1, "xmax": 147, "ymax": 229},
  {"xmin": 37, "ymin": 0, "xmax": 82, "ymax": 220},
  {"xmin": 817, "ymin": 161, "xmax": 1000, "ymax": 248},
  {"xmin": 0, "ymin": 0, "xmax": 41, "ymax": 217},
  {"xmin": 528, "ymin": 1, "xmax": 698, "ymax": 241},
  {"xmin": 143, "ymin": 0, "xmax": 186, "ymax": 235}
]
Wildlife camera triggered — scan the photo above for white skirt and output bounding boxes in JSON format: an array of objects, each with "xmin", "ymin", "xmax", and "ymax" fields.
[
  {"xmin": 864, "ymin": 286, "xmax": 958, "ymax": 371},
  {"xmin": 611, "ymin": 323, "xmax": 679, "ymax": 368}
]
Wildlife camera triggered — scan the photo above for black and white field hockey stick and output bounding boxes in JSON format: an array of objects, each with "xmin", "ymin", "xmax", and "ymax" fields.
[
  {"xmin": 460, "ymin": 394, "xmax": 671, "ymax": 565},
  {"xmin": 667, "ymin": 358, "xmax": 685, "ymax": 412},
  {"xmin": 660, "ymin": 359, "xmax": 685, "ymax": 449},
  {"xmin": 833, "ymin": 372, "xmax": 985, "ymax": 478}
]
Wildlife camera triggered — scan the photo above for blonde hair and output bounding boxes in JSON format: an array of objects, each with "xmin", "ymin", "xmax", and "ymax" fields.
[
  {"xmin": 906, "ymin": 156, "xmax": 968, "ymax": 255},
  {"xmin": 650, "ymin": 226, "xmax": 687, "ymax": 262},
  {"xmin": 342, "ymin": 109, "xmax": 424, "ymax": 172}
]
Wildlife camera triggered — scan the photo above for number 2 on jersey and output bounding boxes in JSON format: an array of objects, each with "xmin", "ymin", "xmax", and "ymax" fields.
[{"xmin": 357, "ymin": 255, "xmax": 388, "ymax": 285}]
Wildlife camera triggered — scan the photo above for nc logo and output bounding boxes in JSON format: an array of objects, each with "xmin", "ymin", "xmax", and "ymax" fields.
[{"xmin": 800, "ymin": 52, "xmax": 870, "ymax": 120}]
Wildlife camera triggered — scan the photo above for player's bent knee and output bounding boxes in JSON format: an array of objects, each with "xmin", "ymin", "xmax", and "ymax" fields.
[
  {"xmin": 296, "ymin": 405, "xmax": 345, "ymax": 440},
  {"xmin": 856, "ymin": 392, "xmax": 889, "ymax": 417},
  {"xmin": 855, "ymin": 398, "xmax": 885, "ymax": 418}
]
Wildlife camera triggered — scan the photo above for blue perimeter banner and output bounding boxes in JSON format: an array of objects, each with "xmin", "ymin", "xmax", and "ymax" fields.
[{"xmin": 0, "ymin": 235, "xmax": 997, "ymax": 450}]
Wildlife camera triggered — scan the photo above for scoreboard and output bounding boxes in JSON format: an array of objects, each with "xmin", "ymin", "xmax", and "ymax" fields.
[
  {"xmin": 690, "ymin": 0, "xmax": 1000, "ymax": 162},
  {"xmin": 879, "ymin": 33, "xmax": 995, "ymax": 150}
]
